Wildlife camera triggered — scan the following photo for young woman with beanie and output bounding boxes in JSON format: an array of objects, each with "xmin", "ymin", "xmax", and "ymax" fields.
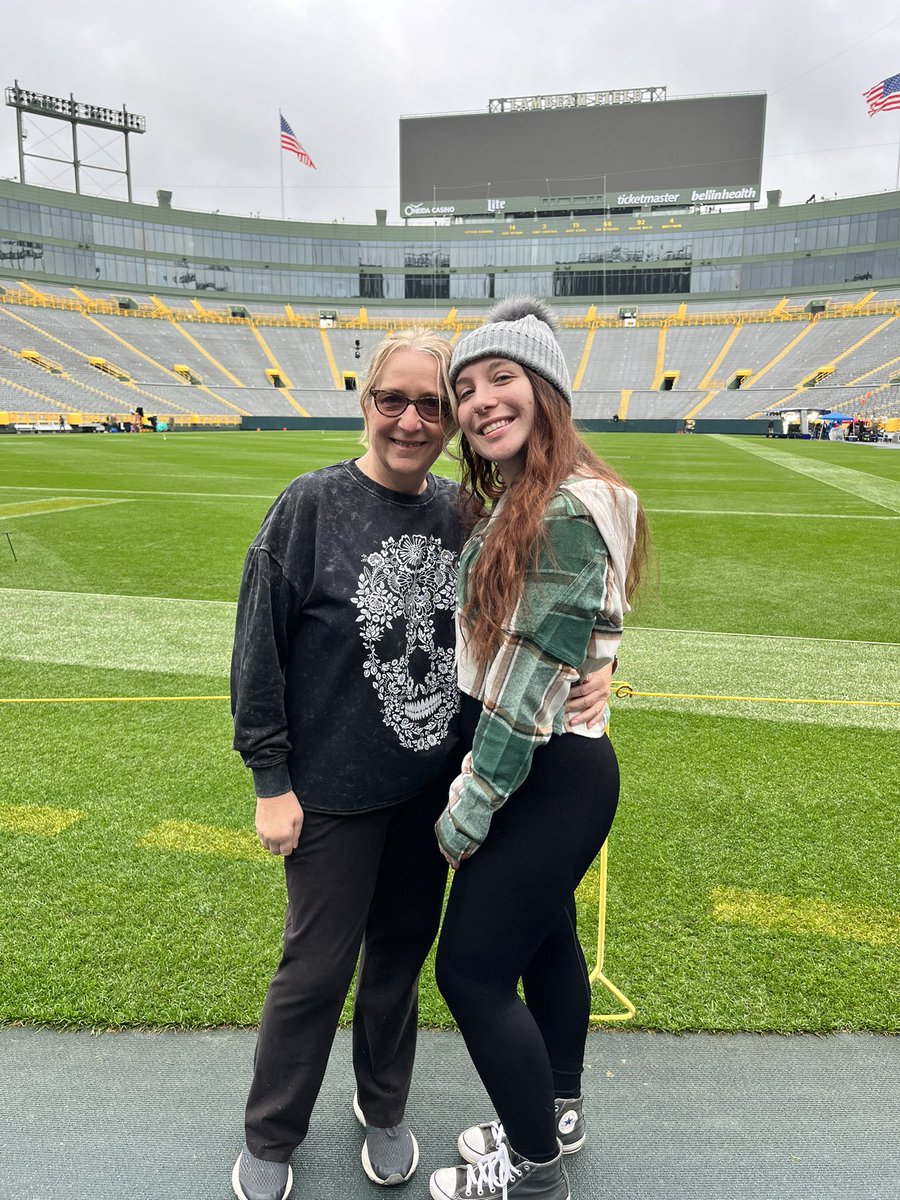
[
  {"xmin": 229, "ymin": 325, "xmax": 611, "ymax": 1200},
  {"xmin": 429, "ymin": 298, "xmax": 648, "ymax": 1200}
]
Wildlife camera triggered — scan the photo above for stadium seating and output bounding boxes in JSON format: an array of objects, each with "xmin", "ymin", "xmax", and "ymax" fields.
[
  {"xmin": 2, "ymin": 283, "xmax": 899, "ymax": 422},
  {"xmin": 580, "ymin": 328, "xmax": 659, "ymax": 391}
]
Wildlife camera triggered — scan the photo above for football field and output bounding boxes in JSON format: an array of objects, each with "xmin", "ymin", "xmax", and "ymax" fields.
[{"xmin": 1, "ymin": 430, "xmax": 897, "ymax": 1031}]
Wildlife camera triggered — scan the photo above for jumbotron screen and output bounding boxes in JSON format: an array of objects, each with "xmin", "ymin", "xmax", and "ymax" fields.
[{"xmin": 399, "ymin": 93, "xmax": 766, "ymax": 219}]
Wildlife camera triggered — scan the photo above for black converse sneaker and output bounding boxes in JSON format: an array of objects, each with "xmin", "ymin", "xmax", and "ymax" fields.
[
  {"xmin": 552, "ymin": 1096, "xmax": 586, "ymax": 1154},
  {"xmin": 231, "ymin": 1146, "xmax": 292, "ymax": 1200},
  {"xmin": 430, "ymin": 1144, "xmax": 569, "ymax": 1200},
  {"xmin": 458, "ymin": 1118, "xmax": 507, "ymax": 1165},
  {"xmin": 352, "ymin": 1090, "xmax": 419, "ymax": 1185},
  {"xmin": 457, "ymin": 1096, "xmax": 586, "ymax": 1164}
]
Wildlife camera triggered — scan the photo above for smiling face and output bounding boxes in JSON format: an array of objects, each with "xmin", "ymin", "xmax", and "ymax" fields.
[
  {"xmin": 357, "ymin": 349, "xmax": 448, "ymax": 494},
  {"xmin": 454, "ymin": 357, "xmax": 536, "ymax": 482}
]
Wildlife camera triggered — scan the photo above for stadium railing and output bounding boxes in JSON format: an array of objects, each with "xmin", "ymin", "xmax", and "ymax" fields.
[{"xmin": 4, "ymin": 283, "xmax": 900, "ymax": 331}]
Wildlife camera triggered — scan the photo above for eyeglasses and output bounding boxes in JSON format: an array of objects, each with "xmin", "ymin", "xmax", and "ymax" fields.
[{"xmin": 369, "ymin": 390, "xmax": 449, "ymax": 424}]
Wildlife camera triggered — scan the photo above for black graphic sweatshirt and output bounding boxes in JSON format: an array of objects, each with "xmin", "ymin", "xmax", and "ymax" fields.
[{"xmin": 231, "ymin": 460, "xmax": 463, "ymax": 813}]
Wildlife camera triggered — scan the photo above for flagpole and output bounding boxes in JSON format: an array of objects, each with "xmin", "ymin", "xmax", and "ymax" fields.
[
  {"xmin": 895, "ymin": 125, "xmax": 900, "ymax": 191},
  {"xmin": 279, "ymin": 109, "xmax": 285, "ymax": 220}
]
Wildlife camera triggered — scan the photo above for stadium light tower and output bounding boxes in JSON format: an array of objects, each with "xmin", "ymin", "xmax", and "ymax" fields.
[{"xmin": 5, "ymin": 81, "xmax": 146, "ymax": 201}]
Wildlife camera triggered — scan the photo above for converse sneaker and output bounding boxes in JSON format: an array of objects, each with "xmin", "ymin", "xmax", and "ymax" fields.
[
  {"xmin": 458, "ymin": 1118, "xmax": 507, "ymax": 1165},
  {"xmin": 231, "ymin": 1146, "xmax": 292, "ymax": 1200},
  {"xmin": 457, "ymin": 1096, "xmax": 586, "ymax": 1164},
  {"xmin": 552, "ymin": 1095, "xmax": 586, "ymax": 1154},
  {"xmin": 352, "ymin": 1090, "xmax": 419, "ymax": 1185},
  {"xmin": 430, "ymin": 1143, "xmax": 569, "ymax": 1200}
]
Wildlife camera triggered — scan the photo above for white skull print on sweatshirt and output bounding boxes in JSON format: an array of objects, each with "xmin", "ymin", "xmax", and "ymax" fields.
[{"xmin": 353, "ymin": 533, "xmax": 459, "ymax": 750}]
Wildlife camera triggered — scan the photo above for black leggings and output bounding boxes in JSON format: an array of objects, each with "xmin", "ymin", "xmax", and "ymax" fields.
[{"xmin": 435, "ymin": 721, "xmax": 619, "ymax": 1162}]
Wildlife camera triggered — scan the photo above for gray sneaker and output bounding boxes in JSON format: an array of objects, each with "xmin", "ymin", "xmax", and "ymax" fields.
[
  {"xmin": 430, "ymin": 1145, "xmax": 569, "ymax": 1200},
  {"xmin": 457, "ymin": 1096, "xmax": 586, "ymax": 1164},
  {"xmin": 353, "ymin": 1090, "xmax": 420, "ymax": 1185},
  {"xmin": 231, "ymin": 1146, "xmax": 292, "ymax": 1200}
]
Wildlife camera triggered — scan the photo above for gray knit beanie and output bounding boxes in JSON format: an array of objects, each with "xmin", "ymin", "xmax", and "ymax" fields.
[{"xmin": 449, "ymin": 297, "xmax": 571, "ymax": 405}]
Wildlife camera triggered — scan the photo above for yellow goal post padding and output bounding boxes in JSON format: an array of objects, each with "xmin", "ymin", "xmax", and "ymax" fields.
[{"xmin": 588, "ymin": 697, "xmax": 635, "ymax": 1024}]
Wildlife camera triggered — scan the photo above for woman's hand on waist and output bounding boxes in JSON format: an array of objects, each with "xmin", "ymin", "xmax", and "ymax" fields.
[{"xmin": 566, "ymin": 659, "xmax": 615, "ymax": 729}]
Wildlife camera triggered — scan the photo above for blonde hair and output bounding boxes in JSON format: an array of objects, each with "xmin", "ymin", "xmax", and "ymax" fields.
[{"xmin": 358, "ymin": 327, "xmax": 455, "ymax": 445}]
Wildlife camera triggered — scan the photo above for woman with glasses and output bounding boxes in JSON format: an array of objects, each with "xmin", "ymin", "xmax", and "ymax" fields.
[{"xmin": 230, "ymin": 327, "xmax": 609, "ymax": 1200}]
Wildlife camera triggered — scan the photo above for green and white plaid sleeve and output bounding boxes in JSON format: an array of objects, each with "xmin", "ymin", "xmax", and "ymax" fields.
[{"xmin": 436, "ymin": 497, "xmax": 611, "ymax": 862}]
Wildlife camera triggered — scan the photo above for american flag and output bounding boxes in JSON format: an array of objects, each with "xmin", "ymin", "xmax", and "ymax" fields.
[
  {"xmin": 863, "ymin": 73, "xmax": 900, "ymax": 116},
  {"xmin": 280, "ymin": 114, "xmax": 316, "ymax": 168}
]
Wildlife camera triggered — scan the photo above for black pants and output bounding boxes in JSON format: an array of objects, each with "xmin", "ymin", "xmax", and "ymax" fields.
[
  {"xmin": 435, "ymin": 727, "xmax": 620, "ymax": 1162},
  {"xmin": 245, "ymin": 783, "xmax": 449, "ymax": 1161}
]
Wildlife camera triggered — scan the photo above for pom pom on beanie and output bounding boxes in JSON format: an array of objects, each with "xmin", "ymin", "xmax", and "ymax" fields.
[{"xmin": 449, "ymin": 295, "xmax": 571, "ymax": 404}]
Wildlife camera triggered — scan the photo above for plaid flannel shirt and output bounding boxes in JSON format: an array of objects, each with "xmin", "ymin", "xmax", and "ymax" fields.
[{"xmin": 436, "ymin": 482, "xmax": 631, "ymax": 862}]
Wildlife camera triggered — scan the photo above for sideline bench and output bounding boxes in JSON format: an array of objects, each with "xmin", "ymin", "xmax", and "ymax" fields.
[{"xmin": 12, "ymin": 423, "xmax": 68, "ymax": 433}]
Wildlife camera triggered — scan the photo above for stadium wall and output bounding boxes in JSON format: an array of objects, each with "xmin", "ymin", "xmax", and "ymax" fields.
[
  {"xmin": 239, "ymin": 416, "xmax": 770, "ymax": 434},
  {"xmin": 2, "ymin": 180, "xmax": 900, "ymax": 306}
]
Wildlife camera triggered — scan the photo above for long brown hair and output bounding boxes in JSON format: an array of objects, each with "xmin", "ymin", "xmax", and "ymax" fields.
[{"xmin": 457, "ymin": 369, "xmax": 649, "ymax": 663}]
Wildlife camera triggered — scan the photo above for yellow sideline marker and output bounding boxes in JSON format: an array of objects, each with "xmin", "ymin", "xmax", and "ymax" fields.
[
  {"xmin": 0, "ymin": 804, "xmax": 82, "ymax": 837},
  {"xmin": 139, "ymin": 820, "xmax": 271, "ymax": 862},
  {"xmin": 0, "ymin": 497, "xmax": 125, "ymax": 521},
  {"xmin": 3, "ymin": 687, "xmax": 897, "ymax": 710},
  {"xmin": 711, "ymin": 886, "xmax": 900, "ymax": 948},
  {"xmin": 0, "ymin": 695, "xmax": 229, "ymax": 704},
  {"xmin": 587, "ymin": 841, "xmax": 635, "ymax": 1023}
]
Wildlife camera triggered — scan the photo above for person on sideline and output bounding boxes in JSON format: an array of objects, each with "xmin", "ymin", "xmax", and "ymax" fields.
[
  {"xmin": 229, "ymin": 326, "xmax": 611, "ymax": 1200},
  {"xmin": 429, "ymin": 298, "xmax": 648, "ymax": 1200}
]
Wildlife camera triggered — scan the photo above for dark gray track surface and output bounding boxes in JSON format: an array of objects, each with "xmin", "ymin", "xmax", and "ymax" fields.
[{"xmin": 2, "ymin": 1027, "xmax": 897, "ymax": 1199}]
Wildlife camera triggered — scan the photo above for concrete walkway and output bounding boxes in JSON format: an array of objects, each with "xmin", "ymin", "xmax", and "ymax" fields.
[{"xmin": 2, "ymin": 1026, "xmax": 897, "ymax": 1200}]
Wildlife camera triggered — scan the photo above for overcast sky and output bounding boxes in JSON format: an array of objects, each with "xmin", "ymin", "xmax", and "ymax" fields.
[{"xmin": 3, "ymin": 0, "xmax": 900, "ymax": 226}]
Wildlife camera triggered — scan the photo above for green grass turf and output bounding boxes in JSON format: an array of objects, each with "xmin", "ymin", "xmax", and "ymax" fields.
[{"xmin": 0, "ymin": 431, "xmax": 898, "ymax": 1031}]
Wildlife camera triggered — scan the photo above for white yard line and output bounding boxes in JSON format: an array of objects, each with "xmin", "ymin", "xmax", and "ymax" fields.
[
  {"xmin": 0, "ymin": 484, "xmax": 276, "ymax": 501},
  {"xmin": 2, "ymin": 596, "xmax": 897, "ymax": 645},
  {"xmin": 1, "ymin": 485, "xmax": 895, "ymax": 519},
  {"xmin": 711, "ymin": 436, "xmax": 900, "ymax": 514},
  {"xmin": 618, "ymin": 627, "xmax": 899, "ymax": 732},
  {"xmin": 1, "ymin": 589, "xmax": 234, "ymax": 676},
  {"xmin": 0, "ymin": 586, "xmax": 235, "ymax": 607},
  {"xmin": 628, "ymin": 625, "xmax": 900, "ymax": 647},
  {"xmin": 2, "ymin": 594, "xmax": 896, "ymax": 732},
  {"xmin": 647, "ymin": 507, "xmax": 899, "ymax": 520}
]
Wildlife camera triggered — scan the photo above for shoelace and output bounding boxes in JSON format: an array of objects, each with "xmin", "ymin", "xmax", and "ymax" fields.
[
  {"xmin": 464, "ymin": 1142, "xmax": 522, "ymax": 1199},
  {"xmin": 486, "ymin": 1121, "xmax": 505, "ymax": 1150}
]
